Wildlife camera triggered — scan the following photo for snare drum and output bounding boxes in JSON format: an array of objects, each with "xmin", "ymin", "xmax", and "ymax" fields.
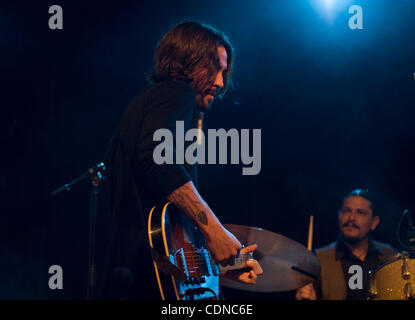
[{"xmin": 369, "ymin": 253, "xmax": 415, "ymax": 300}]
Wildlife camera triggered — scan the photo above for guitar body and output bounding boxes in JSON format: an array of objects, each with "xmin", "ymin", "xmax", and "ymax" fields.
[{"xmin": 148, "ymin": 202, "xmax": 220, "ymax": 300}]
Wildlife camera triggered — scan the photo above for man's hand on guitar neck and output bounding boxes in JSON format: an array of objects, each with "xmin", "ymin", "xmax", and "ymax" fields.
[{"xmin": 167, "ymin": 181, "xmax": 244, "ymax": 266}]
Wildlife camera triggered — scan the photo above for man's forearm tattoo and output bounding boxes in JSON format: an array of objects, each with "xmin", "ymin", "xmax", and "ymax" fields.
[
  {"xmin": 196, "ymin": 211, "xmax": 208, "ymax": 226},
  {"xmin": 167, "ymin": 183, "xmax": 209, "ymax": 226}
]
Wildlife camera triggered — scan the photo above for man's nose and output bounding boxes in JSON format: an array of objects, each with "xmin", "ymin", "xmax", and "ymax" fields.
[
  {"xmin": 349, "ymin": 210, "xmax": 357, "ymax": 221},
  {"xmin": 213, "ymin": 72, "xmax": 224, "ymax": 89}
]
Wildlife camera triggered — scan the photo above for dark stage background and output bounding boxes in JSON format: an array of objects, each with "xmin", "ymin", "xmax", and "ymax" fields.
[{"xmin": 1, "ymin": 0, "xmax": 414, "ymax": 299}]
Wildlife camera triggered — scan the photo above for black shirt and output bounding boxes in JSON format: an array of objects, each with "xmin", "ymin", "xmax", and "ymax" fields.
[
  {"xmin": 336, "ymin": 236, "xmax": 383, "ymax": 300},
  {"xmin": 104, "ymin": 80, "xmax": 199, "ymax": 299},
  {"xmin": 131, "ymin": 80, "xmax": 199, "ymax": 212}
]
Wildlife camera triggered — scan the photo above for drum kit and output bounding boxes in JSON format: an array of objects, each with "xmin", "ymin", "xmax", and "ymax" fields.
[
  {"xmin": 220, "ymin": 224, "xmax": 320, "ymax": 293},
  {"xmin": 368, "ymin": 253, "xmax": 415, "ymax": 300},
  {"xmin": 367, "ymin": 209, "xmax": 415, "ymax": 300},
  {"xmin": 219, "ymin": 217, "xmax": 415, "ymax": 300}
]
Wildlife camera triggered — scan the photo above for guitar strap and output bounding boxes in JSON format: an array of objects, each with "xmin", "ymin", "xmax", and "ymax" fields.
[{"xmin": 150, "ymin": 247, "xmax": 186, "ymax": 282}]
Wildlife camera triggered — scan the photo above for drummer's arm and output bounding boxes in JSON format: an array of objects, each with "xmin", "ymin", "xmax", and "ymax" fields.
[{"xmin": 295, "ymin": 281, "xmax": 319, "ymax": 300}]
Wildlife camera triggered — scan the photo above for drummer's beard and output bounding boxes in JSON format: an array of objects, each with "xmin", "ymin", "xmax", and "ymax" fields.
[
  {"xmin": 340, "ymin": 232, "xmax": 368, "ymax": 245},
  {"xmin": 342, "ymin": 235, "xmax": 361, "ymax": 245}
]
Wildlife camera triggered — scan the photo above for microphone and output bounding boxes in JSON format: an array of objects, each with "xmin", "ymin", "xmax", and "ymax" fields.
[{"xmin": 51, "ymin": 162, "xmax": 106, "ymax": 197}]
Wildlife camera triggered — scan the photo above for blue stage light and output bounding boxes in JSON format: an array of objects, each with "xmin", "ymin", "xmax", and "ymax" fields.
[{"xmin": 310, "ymin": 0, "xmax": 352, "ymax": 24}]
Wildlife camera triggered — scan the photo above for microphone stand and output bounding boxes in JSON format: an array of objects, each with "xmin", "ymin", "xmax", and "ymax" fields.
[{"xmin": 51, "ymin": 162, "xmax": 106, "ymax": 300}]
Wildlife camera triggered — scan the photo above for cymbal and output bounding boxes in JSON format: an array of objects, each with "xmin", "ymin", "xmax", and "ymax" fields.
[{"xmin": 220, "ymin": 224, "xmax": 321, "ymax": 292}]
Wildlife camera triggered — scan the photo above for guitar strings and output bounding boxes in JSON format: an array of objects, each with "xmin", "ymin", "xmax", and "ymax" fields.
[
  {"xmin": 178, "ymin": 252, "xmax": 250, "ymax": 265},
  {"xmin": 180, "ymin": 252, "xmax": 250, "ymax": 261},
  {"xmin": 174, "ymin": 252, "xmax": 251, "ymax": 278}
]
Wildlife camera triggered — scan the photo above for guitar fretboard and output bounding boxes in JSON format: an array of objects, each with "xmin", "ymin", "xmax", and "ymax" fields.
[{"xmin": 175, "ymin": 249, "xmax": 250, "ymax": 278}]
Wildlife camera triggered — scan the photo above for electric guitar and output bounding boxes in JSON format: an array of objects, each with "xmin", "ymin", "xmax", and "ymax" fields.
[{"xmin": 147, "ymin": 202, "xmax": 250, "ymax": 300}]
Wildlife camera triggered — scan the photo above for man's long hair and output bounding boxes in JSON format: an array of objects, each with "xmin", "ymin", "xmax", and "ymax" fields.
[{"xmin": 147, "ymin": 21, "xmax": 234, "ymax": 99}]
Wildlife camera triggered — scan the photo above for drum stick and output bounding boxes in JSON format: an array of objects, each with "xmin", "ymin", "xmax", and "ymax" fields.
[{"xmin": 307, "ymin": 215, "xmax": 314, "ymax": 251}]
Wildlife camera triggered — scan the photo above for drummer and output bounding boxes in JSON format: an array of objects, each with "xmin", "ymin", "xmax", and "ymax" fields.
[{"xmin": 296, "ymin": 188, "xmax": 396, "ymax": 300}]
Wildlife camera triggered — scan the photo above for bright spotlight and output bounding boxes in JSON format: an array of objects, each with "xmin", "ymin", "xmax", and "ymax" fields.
[
  {"xmin": 324, "ymin": 0, "xmax": 335, "ymax": 8},
  {"xmin": 311, "ymin": 0, "xmax": 352, "ymax": 24}
]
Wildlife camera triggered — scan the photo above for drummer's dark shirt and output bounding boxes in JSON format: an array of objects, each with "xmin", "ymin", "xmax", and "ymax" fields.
[{"xmin": 336, "ymin": 236, "xmax": 382, "ymax": 300}]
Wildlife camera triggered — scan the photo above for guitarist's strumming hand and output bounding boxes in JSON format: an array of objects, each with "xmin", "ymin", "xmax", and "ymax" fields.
[
  {"xmin": 167, "ymin": 181, "xmax": 263, "ymax": 284},
  {"xmin": 202, "ymin": 220, "xmax": 242, "ymax": 266},
  {"xmin": 221, "ymin": 244, "xmax": 263, "ymax": 284}
]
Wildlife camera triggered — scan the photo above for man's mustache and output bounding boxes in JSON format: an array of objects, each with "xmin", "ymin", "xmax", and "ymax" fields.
[{"xmin": 342, "ymin": 222, "xmax": 359, "ymax": 229}]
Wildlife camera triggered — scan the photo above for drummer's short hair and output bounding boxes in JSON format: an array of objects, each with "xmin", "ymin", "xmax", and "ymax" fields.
[{"xmin": 339, "ymin": 188, "xmax": 381, "ymax": 217}]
